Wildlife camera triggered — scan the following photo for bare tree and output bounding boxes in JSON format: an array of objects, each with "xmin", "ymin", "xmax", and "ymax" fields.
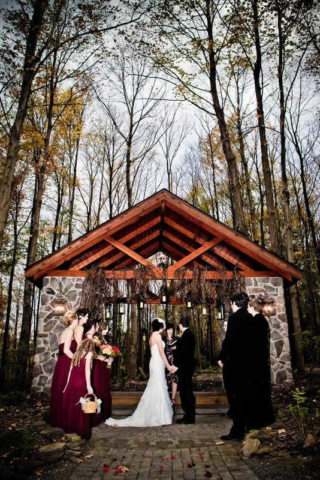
[{"xmin": 96, "ymin": 48, "xmax": 166, "ymax": 208}]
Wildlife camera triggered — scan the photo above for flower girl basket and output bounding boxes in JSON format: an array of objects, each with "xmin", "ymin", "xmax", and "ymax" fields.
[{"xmin": 79, "ymin": 394, "xmax": 102, "ymax": 414}]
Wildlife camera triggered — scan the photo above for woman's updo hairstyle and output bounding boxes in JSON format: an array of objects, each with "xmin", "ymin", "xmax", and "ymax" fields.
[
  {"xmin": 166, "ymin": 322, "xmax": 175, "ymax": 331},
  {"xmin": 248, "ymin": 297, "xmax": 265, "ymax": 313},
  {"xmin": 83, "ymin": 317, "xmax": 101, "ymax": 334},
  {"xmin": 63, "ymin": 310, "xmax": 77, "ymax": 326},
  {"xmin": 152, "ymin": 319, "xmax": 164, "ymax": 332}
]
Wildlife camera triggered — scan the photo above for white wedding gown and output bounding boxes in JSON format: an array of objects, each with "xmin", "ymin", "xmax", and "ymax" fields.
[{"xmin": 105, "ymin": 341, "xmax": 173, "ymax": 427}]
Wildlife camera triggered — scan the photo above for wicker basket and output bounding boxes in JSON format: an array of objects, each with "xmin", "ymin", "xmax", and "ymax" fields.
[{"xmin": 82, "ymin": 394, "xmax": 98, "ymax": 414}]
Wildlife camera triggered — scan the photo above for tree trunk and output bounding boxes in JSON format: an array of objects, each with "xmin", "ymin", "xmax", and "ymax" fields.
[
  {"xmin": 207, "ymin": 133, "xmax": 220, "ymax": 221},
  {"xmin": 127, "ymin": 304, "xmax": 138, "ymax": 380},
  {"xmin": 68, "ymin": 133, "xmax": 81, "ymax": 242},
  {"xmin": 0, "ymin": 0, "xmax": 48, "ymax": 249},
  {"xmin": 205, "ymin": 0, "xmax": 246, "ymax": 234},
  {"xmin": 126, "ymin": 125, "xmax": 134, "ymax": 208},
  {"xmin": 235, "ymin": 83, "xmax": 258, "ymax": 242},
  {"xmin": 276, "ymin": 5, "xmax": 304, "ymax": 372},
  {"xmin": 0, "ymin": 224, "xmax": 18, "ymax": 389},
  {"xmin": 251, "ymin": 0, "xmax": 279, "ymax": 253},
  {"xmin": 17, "ymin": 58, "xmax": 56, "ymax": 384}
]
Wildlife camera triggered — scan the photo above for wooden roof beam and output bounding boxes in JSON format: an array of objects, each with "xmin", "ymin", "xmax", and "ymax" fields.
[
  {"xmin": 212, "ymin": 243, "xmax": 256, "ymax": 273},
  {"xmin": 103, "ymin": 235, "xmax": 162, "ymax": 276},
  {"xmin": 162, "ymin": 241, "xmax": 205, "ymax": 270},
  {"xmin": 163, "ymin": 230, "xmax": 224, "ymax": 269},
  {"xmin": 114, "ymin": 240, "xmax": 160, "ymax": 269},
  {"xmin": 98, "ymin": 230, "xmax": 160, "ymax": 268},
  {"xmin": 164, "ymin": 196, "xmax": 296, "ymax": 280},
  {"xmin": 71, "ymin": 216, "xmax": 161, "ymax": 270},
  {"xmin": 167, "ymin": 238, "xmax": 221, "ymax": 276},
  {"xmin": 46, "ymin": 269, "xmax": 279, "ymax": 280},
  {"xmin": 31, "ymin": 200, "xmax": 161, "ymax": 281}
]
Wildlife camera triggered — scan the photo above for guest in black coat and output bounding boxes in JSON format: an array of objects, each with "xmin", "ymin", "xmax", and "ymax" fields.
[
  {"xmin": 218, "ymin": 320, "xmax": 234, "ymax": 419},
  {"xmin": 247, "ymin": 297, "xmax": 274, "ymax": 429},
  {"xmin": 219, "ymin": 292, "xmax": 274, "ymax": 441},
  {"xmin": 173, "ymin": 317, "xmax": 196, "ymax": 424}
]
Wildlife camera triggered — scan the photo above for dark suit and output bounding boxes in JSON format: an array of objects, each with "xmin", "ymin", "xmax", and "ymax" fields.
[
  {"xmin": 174, "ymin": 328, "xmax": 196, "ymax": 422},
  {"xmin": 219, "ymin": 308, "xmax": 274, "ymax": 436}
]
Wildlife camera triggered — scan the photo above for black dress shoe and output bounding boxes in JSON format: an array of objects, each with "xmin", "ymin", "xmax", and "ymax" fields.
[
  {"xmin": 220, "ymin": 433, "xmax": 244, "ymax": 441},
  {"xmin": 176, "ymin": 418, "xmax": 186, "ymax": 424},
  {"xmin": 177, "ymin": 418, "xmax": 195, "ymax": 425}
]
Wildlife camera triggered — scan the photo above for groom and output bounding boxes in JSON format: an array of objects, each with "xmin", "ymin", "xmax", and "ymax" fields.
[{"xmin": 172, "ymin": 317, "xmax": 196, "ymax": 424}]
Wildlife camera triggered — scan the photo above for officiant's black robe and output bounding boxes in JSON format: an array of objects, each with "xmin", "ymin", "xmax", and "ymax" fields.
[
  {"xmin": 219, "ymin": 308, "xmax": 274, "ymax": 433},
  {"xmin": 174, "ymin": 328, "xmax": 196, "ymax": 421}
]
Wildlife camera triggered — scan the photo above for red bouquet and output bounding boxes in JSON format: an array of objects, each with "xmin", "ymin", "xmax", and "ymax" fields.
[{"xmin": 100, "ymin": 344, "xmax": 121, "ymax": 368}]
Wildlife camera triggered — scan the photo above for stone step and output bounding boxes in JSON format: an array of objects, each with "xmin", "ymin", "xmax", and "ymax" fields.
[
  {"xmin": 111, "ymin": 391, "xmax": 227, "ymax": 407},
  {"xmin": 111, "ymin": 404, "xmax": 228, "ymax": 417}
]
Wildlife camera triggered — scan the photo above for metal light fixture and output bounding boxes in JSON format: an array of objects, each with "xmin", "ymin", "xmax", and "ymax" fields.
[
  {"xmin": 138, "ymin": 296, "xmax": 145, "ymax": 310},
  {"xmin": 217, "ymin": 302, "xmax": 225, "ymax": 320},
  {"xmin": 52, "ymin": 298, "xmax": 68, "ymax": 316},
  {"xmin": 186, "ymin": 292, "xmax": 192, "ymax": 309},
  {"xmin": 161, "ymin": 291, "xmax": 167, "ymax": 304},
  {"xmin": 105, "ymin": 304, "xmax": 112, "ymax": 320},
  {"xmin": 119, "ymin": 303, "xmax": 125, "ymax": 315},
  {"xmin": 202, "ymin": 306, "xmax": 208, "ymax": 316},
  {"xmin": 262, "ymin": 299, "xmax": 276, "ymax": 316},
  {"xmin": 141, "ymin": 327, "xmax": 148, "ymax": 342}
]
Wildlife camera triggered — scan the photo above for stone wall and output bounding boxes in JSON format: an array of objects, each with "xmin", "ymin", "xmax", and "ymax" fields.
[
  {"xmin": 245, "ymin": 276, "xmax": 293, "ymax": 384},
  {"xmin": 32, "ymin": 274, "xmax": 293, "ymax": 394},
  {"xmin": 31, "ymin": 276, "xmax": 84, "ymax": 396}
]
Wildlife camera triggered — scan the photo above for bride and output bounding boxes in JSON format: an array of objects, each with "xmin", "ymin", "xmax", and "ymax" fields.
[{"xmin": 105, "ymin": 318, "xmax": 175, "ymax": 427}]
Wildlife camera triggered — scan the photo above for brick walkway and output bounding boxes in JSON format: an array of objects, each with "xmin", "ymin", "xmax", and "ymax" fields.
[{"xmin": 70, "ymin": 416, "xmax": 259, "ymax": 480}]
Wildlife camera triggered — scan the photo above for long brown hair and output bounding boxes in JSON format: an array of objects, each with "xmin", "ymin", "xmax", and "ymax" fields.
[{"xmin": 72, "ymin": 338, "xmax": 96, "ymax": 367}]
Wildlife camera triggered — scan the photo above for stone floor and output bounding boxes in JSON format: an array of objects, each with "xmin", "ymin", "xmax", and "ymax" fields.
[{"xmin": 69, "ymin": 415, "xmax": 260, "ymax": 480}]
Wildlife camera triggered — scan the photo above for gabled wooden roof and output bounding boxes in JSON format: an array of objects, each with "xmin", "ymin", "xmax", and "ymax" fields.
[{"xmin": 25, "ymin": 189, "xmax": 302, "ymax": 285}]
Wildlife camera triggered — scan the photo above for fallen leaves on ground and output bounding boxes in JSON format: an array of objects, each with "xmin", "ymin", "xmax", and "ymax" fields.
[
  {"xmin": 187, "ymin": 460, "xmax": 196, "ymax": 468},
  {"xmin": 204, "ymin": 471, "xmax": 212, "ymax": 478},
  {"xmin": 215, "ymin": 441, "xmax": 224, "ymax": 445},
  {"xmin": 116, "ymin": 466, "xmax": 129, "ymax": 473}
]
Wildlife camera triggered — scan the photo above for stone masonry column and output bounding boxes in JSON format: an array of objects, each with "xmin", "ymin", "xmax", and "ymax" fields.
[
  {"xmin": 31, "ymin": 276, "xmax": 84, "ymax": 396},
  {"xmin": 245, "ymin": 277, "xmax": 293, "ymax": 384}
]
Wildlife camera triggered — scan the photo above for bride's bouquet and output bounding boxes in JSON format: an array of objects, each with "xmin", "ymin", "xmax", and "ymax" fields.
[{"xmin": 100, "ymin": 344, "xmax": 121, "ymax": 368}]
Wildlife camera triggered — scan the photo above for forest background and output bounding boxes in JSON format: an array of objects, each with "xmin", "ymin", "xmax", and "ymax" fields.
[{"xmin": 0, "ymin": 0, "xmax": 319, "ymax": 390}]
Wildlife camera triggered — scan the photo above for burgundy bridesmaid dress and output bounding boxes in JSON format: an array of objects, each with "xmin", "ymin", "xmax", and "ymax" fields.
[
  {"xmin": 91, "ymin": 359, "xmax": 112, "ymax": 426},
  {"xmin": 50, "ymin": 339, "xmax": 77, "ymax": 428},
  {"xmin": 61, "ymin": 354, "xmax": 92, "ymax": 440}
]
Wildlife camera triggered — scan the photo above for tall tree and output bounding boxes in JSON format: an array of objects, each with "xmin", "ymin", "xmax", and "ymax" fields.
[
  {"xmin": 0, "ymin": 0, "xmax": 149, "ymax": 249},
  {"xmin": 142, "ymin": 0, "xmax": 247, "ymax": 233}
]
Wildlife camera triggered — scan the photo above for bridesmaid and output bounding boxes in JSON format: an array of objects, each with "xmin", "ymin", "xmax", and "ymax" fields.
[
  {"xmin": 164, "ymin": 322, "xmax": 178, "ymax": 404},
  {"xmin": 50, "ymin": 310, "xmax": 78, "ymax": 428},
  {"xmin": 91, "ymin": 324, "xmax": 113, "ymax": 425},
  {"xmin": 74, "ymin": 308, "xmax": 89, "ymax": 347},
  {"xmin": 61, "ymin": 338, "xmax": 96, "ymax": 440}
]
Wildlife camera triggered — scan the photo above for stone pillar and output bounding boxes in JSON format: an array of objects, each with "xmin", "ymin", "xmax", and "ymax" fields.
[
  {"xmin": 31, "ymin": 276, "xmax": 84, "ymax": 396},
  {"xmin": 245, "ymin": 277, "xmax": 293, "ymax": 385}
]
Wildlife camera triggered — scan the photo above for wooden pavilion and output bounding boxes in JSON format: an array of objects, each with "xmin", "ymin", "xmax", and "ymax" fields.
[
  {"xmin": 26, "ymin": 189, "xmax": 301, "ymax": 286},
  {"xmin": 27, "ymin": 190, "xmax": 302, "ymax": 394}
]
